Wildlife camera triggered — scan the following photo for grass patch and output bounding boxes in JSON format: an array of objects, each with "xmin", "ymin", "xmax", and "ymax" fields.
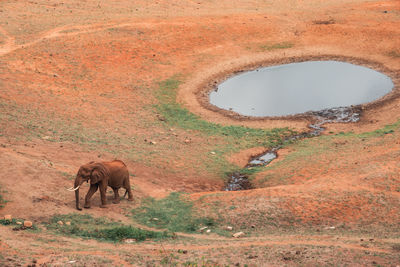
[
  {"xmin": 132, "ymin": 192, "xmax": 216, "ymax": 233},
  {"xmin": 46, "ymin": 214, "xmax": 171, "ymax": 242},
  {"xmin": 0, "ymin": 218, "xmax": 20, "ymax": 226},
  {"xmin": 0, "ymin": 218, "xmax": 38, "ymax": 231}
]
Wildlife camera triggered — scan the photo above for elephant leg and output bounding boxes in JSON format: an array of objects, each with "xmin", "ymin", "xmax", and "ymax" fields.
[
  {"xmin": 112, "ymin": 187, "xmax": 120, "ymax": 204},
  {"xmin": 84, "ymin": 184, "xmax": 98, "ymax": 209},
  {"xmin": 99, "ymin": 182, "xmax": 108, "ymax": 208},
  {"xmin": 123, "ymin": 178, "xmax": 134, "ymax": 201}
]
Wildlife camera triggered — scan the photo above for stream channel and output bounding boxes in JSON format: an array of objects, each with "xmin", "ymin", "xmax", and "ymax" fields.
[{"xmin": 224, "ymin": 106, "xmax": 360, "ymax": 191}]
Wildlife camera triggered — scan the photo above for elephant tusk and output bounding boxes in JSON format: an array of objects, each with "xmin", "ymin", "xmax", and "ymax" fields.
[{"xmin": 67, "ymin": 185, "xmax": 80, "ymax": 191}]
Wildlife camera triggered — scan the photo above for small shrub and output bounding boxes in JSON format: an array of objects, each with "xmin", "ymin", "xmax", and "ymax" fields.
[
  {"xmin": 392, "ymin": 244, "xmax": 400, "ymax": 251},
  {"xmin": 0, "ymin": 218, "xmax": 17, "ymax": 225}
]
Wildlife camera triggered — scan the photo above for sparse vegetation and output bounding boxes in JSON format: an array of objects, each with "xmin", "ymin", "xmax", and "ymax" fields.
[
  {"xmin": 258, "ymin": 118, "xmax": 400, "ymax": 187},
  {"xmin": 386, "ymin": 50, "xmax": 400, "ymax": 58},
  {"xmin": 0, "ymin": 218, "xmax": 38, "ymax": 231},
  {"xmin": 46, "ymin": 214, "xmax": 171, "ymax": 242},
  {"xmin": 132, "ymin": 192, "xmax": 216, "ymax": 233},
  {"xmin": 0, "ymin": 218, "xmax": 19, "ymax": 225},
  {"xmin": 258, "ymin": 42, "xmax": 294, "ymax": 51},
  {"xmin": 0, "ymin": 186, "xmax": 6, "ymax": 208},
  {"xmin": 313, "ymin": 18, "xmax": 336, "ymax": 25}
]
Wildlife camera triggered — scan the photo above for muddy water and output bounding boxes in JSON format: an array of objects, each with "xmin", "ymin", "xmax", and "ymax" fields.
[{"xmin": 210, "ymin": 61, "xmax": 394, "ymax": 117}]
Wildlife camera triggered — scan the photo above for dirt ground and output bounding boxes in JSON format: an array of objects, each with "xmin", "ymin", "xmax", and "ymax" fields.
[{"xmin": 0, "ymin": 0, "xmax": 400, "ymax": 266}]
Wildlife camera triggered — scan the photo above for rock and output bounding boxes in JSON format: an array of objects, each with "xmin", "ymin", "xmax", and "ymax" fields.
[
  {"xmin": 151, "ymin": 218, "xmax": 159, "ymax": 221},
  {"xmin": 232, "ymin": 232, "xmax": 245, "ymax": 238},
  {"xmin": 206, "ymin": 229, "xmax": 211, "ymax": 233},
  {"xmin": 124, "ymin": 239, "xmax": 136, "ymax": 244},
  {"xmin": 224, "ymin": 226, "xmax": 233, "ymax": 231},
  {"xmin": 150, "ymin": 141, "xmax": 157, "ymax": 145},
  {"xmin": 324, "ymin": 226, "xmax": 335, "ymax": 230},
  {"xmin": 199, "ymin": 226, "xmax": 208, "ymax": 232},
  {"xmin": 65, "ymin": 221, "xmax": 71, "ymax": 226},
  {"xmin": 24, "ymin": 221, "xmax": 33, "ymax": 228},
  {"xmin": 42, "ymin": 136, "xmax": 51, "ymax": 140},
  {"xmin": 57, "ymin": 221, "xmax": 64, "ymax": 226},
  {"xmin": 16, "ymin": 221, "xmax": 22, "ymax": 225},
  {"xmin": 4, "ymin": 214, "xmax": 12, "ymax": 221},
  {"xmin": 184, "ymin": 139, "xmax": 191, "ymax": 144},
  {"xmin": 210, "ymin": 151, "xmax": 216, "ymax": 155}
]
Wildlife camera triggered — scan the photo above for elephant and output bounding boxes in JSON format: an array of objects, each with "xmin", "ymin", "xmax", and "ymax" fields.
[{"xmin": 67, "ymin": 160, "xmax": 134, "ymax": 210}]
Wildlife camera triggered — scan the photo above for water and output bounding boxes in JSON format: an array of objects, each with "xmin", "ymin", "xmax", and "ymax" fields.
[
  {"xmin": 210, "ymin": 61, "xmax": 394, "ymax": 117},
  {"xmin": 225, "ymin": 172, "xmax": 252, "ymax": 191},
  {"xmin": 248, "ymin": 152, "xmax": 277, "ymax": 166}
]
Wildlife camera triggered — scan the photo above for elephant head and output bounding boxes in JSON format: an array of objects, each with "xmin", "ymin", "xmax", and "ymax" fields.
[{"xmin": 68, "ymin": 162, "xmax": 109, "ymax": 210}]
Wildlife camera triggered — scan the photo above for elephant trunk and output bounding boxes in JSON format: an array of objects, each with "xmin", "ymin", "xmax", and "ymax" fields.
[{"xmin": 74, "ymin": 177, "xmax": 83, "ymax": 211}]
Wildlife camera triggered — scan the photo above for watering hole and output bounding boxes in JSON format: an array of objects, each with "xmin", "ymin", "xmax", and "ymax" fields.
[
  {"xmin": 210, "ymin": 61, "xmax": 394, "ymax": 117},
  {"xmin": 222, "ymin": 60, "xmax": 394, "ymax": 191}
]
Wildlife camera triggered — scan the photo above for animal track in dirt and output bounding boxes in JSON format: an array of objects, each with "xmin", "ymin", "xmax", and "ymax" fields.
[{"xmin": 0, "ymin": 20, "xmax": 195, "ymax": 57}]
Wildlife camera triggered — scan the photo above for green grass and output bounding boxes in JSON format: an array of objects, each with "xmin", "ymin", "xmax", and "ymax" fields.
[
  {"xmin": 46, "ymin": 214, "xmax": 171, "ymax": 242},
  {"xmin": 0, "ymin": 218, "xmax": 38, "ymax": 231},
  {"xmin": 0, "ymin": 218, "xmax": 20, "ymax": 226},
  {"xmin": 132, "ymin": 192, "xmax": 216, "ymax": 233}
]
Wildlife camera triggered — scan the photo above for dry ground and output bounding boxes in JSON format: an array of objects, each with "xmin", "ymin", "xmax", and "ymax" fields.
[{"xmin": 0, "ymin": 0, "xmax": 400, "ymax": 266}]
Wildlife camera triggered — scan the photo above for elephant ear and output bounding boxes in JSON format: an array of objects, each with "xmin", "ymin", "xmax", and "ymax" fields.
[{"xmin": 90, "ymin": 163, "xmax": 109, "ymax": 184}]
